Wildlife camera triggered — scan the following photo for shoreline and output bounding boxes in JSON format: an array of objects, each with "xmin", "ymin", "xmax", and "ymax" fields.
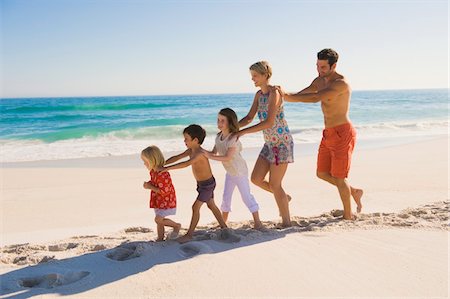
[{"xmin": 1, "ymin": 133, "xmax": 446, "ymax": 168}]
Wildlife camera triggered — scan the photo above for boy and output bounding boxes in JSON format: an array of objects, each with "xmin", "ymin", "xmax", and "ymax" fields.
[{"xmin": 160, "ymin": 124, "xmax": 227, "ymax": 243}]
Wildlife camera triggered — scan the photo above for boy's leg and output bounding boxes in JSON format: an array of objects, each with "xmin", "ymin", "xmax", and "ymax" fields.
[
  {"xmin": 177, "ymin": 200, "xmax": 203, "ymax": 243},
  {"xmin": 206, "ymin": 199, "xmax": 227, "ymax": 228}
]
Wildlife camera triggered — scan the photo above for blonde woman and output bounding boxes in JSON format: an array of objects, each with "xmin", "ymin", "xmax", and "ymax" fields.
[{"xmin": 237, "ymin": 61, "xmax": 294, "ymax": 227}]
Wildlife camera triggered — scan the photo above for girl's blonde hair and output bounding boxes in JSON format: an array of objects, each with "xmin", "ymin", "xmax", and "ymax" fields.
[
  {"xmin": 249, "ymin": 61, "xmax": 272, "ymax": 80},
  {"xmin": 141, "ymin": 146, "xmax": 165, "ymax": 169},
  {"xmin": 219, "ymin": 108, "xmax": 239, "ymax": 133}
]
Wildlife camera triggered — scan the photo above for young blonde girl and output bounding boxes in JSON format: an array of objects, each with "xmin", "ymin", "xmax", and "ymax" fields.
[
  {"xmin": 141, "ymin": 145, "xmax": 181, "ymax": 241},
  {"xmin": 203, "ymin": 108, "xmax": 263, "ymax": 229}
]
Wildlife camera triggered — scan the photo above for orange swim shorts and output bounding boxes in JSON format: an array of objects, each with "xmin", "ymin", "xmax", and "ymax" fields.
[{"xmin": 317, "ymin": 122, "xmax": 356, "ymax": 179}]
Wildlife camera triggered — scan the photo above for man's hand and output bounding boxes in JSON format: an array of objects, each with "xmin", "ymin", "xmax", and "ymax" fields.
[{"xmin": 274, "ymin": 85, "xmax": 286, "ymax": 98}]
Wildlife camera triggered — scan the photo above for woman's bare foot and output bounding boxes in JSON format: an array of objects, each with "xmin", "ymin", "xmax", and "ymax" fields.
[
  {"xmin": 176, "ymin": 234, "xmax": 193, "ymax": 244},
  {"xmin": 351, "ymin": 188, "xmax": 364, "ymax": 213},
  {"xmin": 343, "ymin": 213, "xmax": 357, "ymax": 221}
]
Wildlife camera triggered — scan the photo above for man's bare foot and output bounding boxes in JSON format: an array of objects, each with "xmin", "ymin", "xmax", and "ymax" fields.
[
  {"xmin": 176, "ymin": 234, "xmax": 193, "ymax": 244},
  {"xmin": 351, "ymin": 188, "xmax": 364, "ymax": 213}
]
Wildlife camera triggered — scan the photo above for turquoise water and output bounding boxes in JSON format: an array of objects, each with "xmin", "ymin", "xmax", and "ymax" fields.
[{"xmin": 0, "ymin": 89, "xmax": 448, "ymax": 162}]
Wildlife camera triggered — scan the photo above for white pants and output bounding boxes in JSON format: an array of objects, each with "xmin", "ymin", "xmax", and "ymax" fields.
[{"xmin": 221, "ymin": 173, "xmax": 259, "ymax": 213}]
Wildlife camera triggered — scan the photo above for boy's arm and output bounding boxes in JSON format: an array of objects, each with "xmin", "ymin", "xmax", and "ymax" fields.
[
  {"xmin": 165, "ymin": 149, "xmax": 190, "ymax": 165},
  {"xmin": 238, "ymin": 93, "xmax": 259, "ymax": 128},
  {"xmin": 161, "ymin": 152, "xmax": 202, "ymax": 172}
]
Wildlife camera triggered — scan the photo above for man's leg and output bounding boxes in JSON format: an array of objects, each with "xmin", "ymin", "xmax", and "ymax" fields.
[{"xmin": 317, "ymin": 171, "xmax": 363, "ymax": 212}]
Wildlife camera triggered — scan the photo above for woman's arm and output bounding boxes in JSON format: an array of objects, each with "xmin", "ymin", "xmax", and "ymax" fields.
[
  {"xmin": 238, "ymin": 89, "xmax": 278, "ymax": 136},
  {"xmin": 238, "ymin": 92, "xmax": 259, "ymax": 128}
]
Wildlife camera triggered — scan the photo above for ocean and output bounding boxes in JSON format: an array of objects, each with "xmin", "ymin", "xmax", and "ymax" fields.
[{"xmin": 0, "ymin": 89, "xmax": 448, "ymax": 162}]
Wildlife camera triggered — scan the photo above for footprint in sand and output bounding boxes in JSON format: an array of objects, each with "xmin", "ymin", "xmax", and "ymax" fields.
[
  {"xmin": 48, "ymin": 243, "xmax": 79, "ymax": 252},
  {"xmin": 124, "ymin": 227, "xmax": 151, "ymax": 233},
  {"xmin": 178, "ymin": 242, "xmax": 212, "ymax": 258},
  {"xmin": 215, "ymin": 229, "xmax": 241, "ymax": 243},
  {"xmin": 18, "ymin": 271, "xmax": 90, "ymax": 289},
  {"xmin": 106, "ymin": 242, "xmax": 146, "ymax": 261}
]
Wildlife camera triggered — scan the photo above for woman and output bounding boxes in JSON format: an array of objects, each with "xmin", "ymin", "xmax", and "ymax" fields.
[{"xmin": 237, "ymin": 61, "xmax": 294, "ymax": 227}]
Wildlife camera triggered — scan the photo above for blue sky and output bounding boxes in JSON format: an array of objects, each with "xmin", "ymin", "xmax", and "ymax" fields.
[{"xmin": 1, "ymin": 0, "xmax": 448, "ymax": 98}]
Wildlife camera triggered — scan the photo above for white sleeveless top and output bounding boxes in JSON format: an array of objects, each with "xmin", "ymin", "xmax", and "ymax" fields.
[{"xmin": 215, "ymin": 132, "xmax": 248, "ymax": 176}]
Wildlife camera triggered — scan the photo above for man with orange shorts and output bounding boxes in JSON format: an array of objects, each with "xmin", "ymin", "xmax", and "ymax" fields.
[{"xmin": 277, "ymin": 48, "xmax": 363, "ymax": 220}]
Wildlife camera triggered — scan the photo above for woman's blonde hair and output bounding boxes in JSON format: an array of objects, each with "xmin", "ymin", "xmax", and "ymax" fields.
[
  {"xmin": 249, "ymin": 61, "xmax": 272, "ymax": 80},
  {"xmin": 141, "ymin": 145, "xmax": 165, "ymax": 169}
]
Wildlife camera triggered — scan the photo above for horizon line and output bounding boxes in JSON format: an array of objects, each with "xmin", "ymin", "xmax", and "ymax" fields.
[{"xmin": 1, "ymin": 87, "xmax": 448, "ymax": 100}]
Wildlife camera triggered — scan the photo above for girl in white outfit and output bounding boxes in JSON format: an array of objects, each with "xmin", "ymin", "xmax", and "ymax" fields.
[{"xmin": 203, "ymin": 108, "xmax": 263, "ymax": 229}]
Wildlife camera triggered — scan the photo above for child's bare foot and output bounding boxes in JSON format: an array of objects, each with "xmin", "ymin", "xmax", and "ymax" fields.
[
  {"xmin": 351, "ymin": 188, "xmax": 364, "ymax": 213},
  {"xmin": 253, "ymin": 222, "xmax": 264, "ymax": 230},
  {"xmin": 176, "ymin": 234, "xmax": 193, "ymax": 244},
  {"xmin": 168, "ymin": 223, "xmax": 181, "ymax": 239}
]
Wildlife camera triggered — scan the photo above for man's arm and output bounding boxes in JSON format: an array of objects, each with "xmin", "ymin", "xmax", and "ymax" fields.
[
  {"xmin": 164, "ymin": 149, "xmax": 190, "ymax": 165},
  {"xmin": 283, "ymin": 80, "xmax": 347, "ymax": 103},
  {"xmin": 238, "ymin": 92, "xmax": 259, "ymax": 128}
]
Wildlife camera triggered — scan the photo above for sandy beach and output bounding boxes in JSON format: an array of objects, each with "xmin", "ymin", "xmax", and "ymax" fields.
[{"xmin": 1, "ymin": 136, "xmax": 449, "ymax": 298}]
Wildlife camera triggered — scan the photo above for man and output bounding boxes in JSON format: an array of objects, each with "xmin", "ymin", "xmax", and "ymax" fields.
[{"xmin": 277, "ymin": 48, "xmax": 363, "ymax": 220}]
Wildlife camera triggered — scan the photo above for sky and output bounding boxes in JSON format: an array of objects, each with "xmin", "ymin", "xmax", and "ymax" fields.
[{"xmin": 1, "ymin": 0, "xmax": 448, "ymax": 98}]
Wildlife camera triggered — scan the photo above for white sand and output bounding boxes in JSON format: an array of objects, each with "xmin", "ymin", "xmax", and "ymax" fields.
[{"xmin": 1, "ymin": 136, "xmax": 449, "ymax": 298}]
